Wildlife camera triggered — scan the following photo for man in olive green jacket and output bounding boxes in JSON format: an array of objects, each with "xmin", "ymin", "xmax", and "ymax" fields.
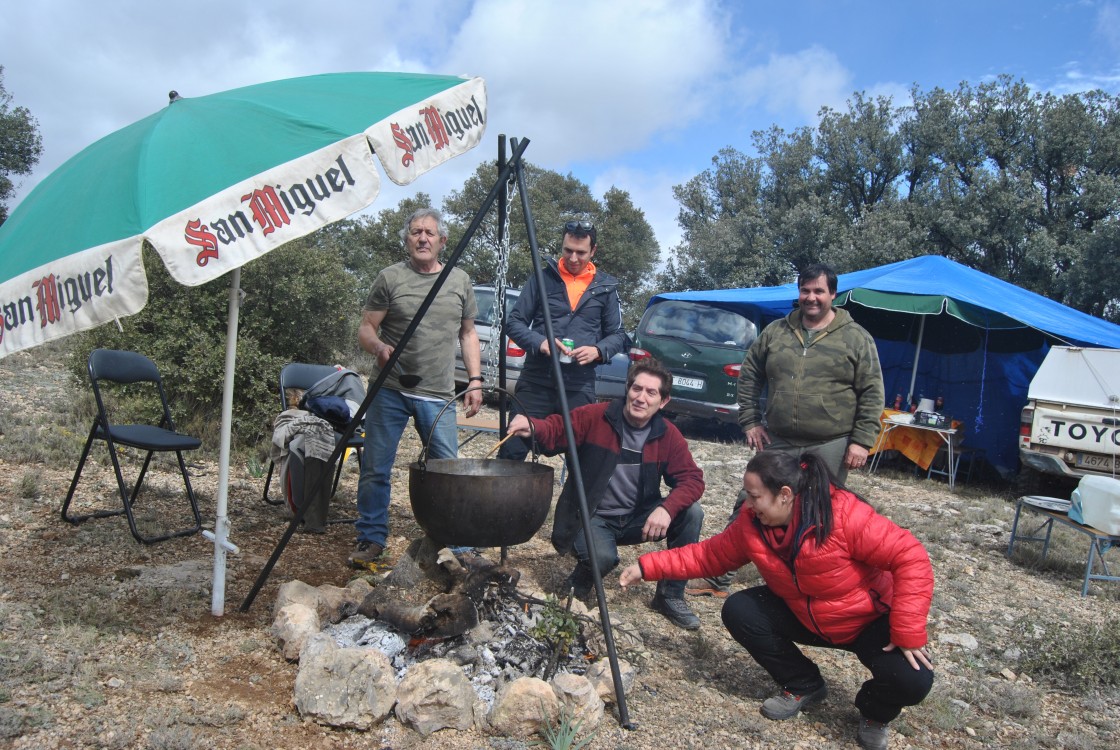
[
  {"xmin": 737, "ymin": 263, "xmax": 884, "ymax": 485},
  {"xmin": 687, "ymin": 264, "xmax": 886, "ymax": 601}
]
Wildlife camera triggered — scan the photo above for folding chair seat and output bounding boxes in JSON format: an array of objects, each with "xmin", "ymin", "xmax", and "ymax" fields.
[
  {"xmin": 62, "ymin": 349, "xmax": 203, "ymax": 544},
  {"xmin": 261, "ymin": 363, "xmax": 364, "ymax": 509}
]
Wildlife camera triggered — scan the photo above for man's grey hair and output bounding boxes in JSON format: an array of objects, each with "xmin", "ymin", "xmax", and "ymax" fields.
[{"xmin": 399, "ymin": 208, "xmax": 449, "ymax": 243}]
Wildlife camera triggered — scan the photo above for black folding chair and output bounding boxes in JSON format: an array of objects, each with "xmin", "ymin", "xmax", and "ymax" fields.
[
  {"xmin": 261, "ymin": 363, "xmax": 364, "ymax": 507},
  {"xmin": 62, "ymin": 349, "xmax": 203, "ymax": 544}
]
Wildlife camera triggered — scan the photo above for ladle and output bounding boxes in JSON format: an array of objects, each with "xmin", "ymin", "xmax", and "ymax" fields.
[{"xmin": 393, "ymin": 361, "xmax": 422, "ymax": 389}]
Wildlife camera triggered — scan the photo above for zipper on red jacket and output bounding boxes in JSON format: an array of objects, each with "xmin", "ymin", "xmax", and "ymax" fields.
[{"xmin": 759, "ymin": 516, "xmax": 834, "ymax": 644}]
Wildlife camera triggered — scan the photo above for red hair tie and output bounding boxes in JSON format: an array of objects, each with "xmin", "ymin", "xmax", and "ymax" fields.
[{"xmin": 800, "ymin": 461, "xmax": 809, "ymax": 469}]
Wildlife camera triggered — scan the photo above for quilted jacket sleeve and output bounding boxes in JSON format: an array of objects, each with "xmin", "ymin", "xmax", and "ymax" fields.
[
  {"xmin": 638, "ymin": 514, "xmax": 754, "ymax": 583},
  {"xmin": 842, "ymin": 499, "xmax": 934, "ymax": 649}
]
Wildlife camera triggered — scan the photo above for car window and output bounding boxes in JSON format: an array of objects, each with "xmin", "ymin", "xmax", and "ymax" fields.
[
  {"xmin": 474, "ymin": 288, "xmax": 519, "ymax": 326},
  {"xmin": 643, "ymin": 301, "xmax": 756, "ymax": 348}
]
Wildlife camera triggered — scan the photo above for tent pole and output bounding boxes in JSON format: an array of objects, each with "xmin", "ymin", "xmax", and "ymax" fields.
[{"xmin": 907, "ymin": 316, "xmax": 925, "ymax": 404}]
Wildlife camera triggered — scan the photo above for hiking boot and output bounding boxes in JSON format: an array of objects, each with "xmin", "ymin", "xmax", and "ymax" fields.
[
  {"xmin": 651, "ymin": 594, "xmax": 701, "ymax": 630},
  {"xmin": 685, "ymin": 577, "xmax": 730, "ymax": 598},
  {"xmin": 348, "ymin": 541, "xmax": 384, "ymax": 569},
  {"xmin": 759, "ymin": 683, "xmax": 828, "ymax": 720},
  {"xmin": 856, "ymin": 717, "xmax": 890, "ymax": 750}
]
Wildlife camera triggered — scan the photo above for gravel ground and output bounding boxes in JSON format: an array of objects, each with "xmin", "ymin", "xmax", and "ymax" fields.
[{"xmin": 0, "ymin": 349, "xmax": 1117, "ymax": 749}]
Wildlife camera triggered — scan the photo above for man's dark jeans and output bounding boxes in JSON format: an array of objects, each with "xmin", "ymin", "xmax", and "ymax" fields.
[
  {"xmin": 570, "ymin": 502, "xmax": 704, "ymax": 599},
  {"xmin": 722, "ymin": 585, "xmax": 934, "ymax": 723}
]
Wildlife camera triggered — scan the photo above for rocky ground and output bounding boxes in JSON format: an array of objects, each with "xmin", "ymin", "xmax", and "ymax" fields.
[{"xmin": 0, "ymin": 348, "xmax": 1117, "ymax": 749}]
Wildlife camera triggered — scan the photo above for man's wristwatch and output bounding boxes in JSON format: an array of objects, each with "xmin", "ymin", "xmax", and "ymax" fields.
[{"xmin": 468, "ymin": 375, "xmax": 484, "ymax": 383}]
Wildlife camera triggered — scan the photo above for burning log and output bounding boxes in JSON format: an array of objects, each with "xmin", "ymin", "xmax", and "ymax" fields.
[{"xmin": 357, "ymin": 535, "xmax": 521, "ymax": 638}]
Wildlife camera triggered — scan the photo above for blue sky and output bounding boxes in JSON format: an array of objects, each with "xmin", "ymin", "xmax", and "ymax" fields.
[{"xmin": 3, "ymin": 0, "xmax": 1118, "ymax": 257}]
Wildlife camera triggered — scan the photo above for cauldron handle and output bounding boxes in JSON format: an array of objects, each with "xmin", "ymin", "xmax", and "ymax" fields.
[{"xmin": 417, "ymin": 385, "xmax": 541, "ymax": 471}]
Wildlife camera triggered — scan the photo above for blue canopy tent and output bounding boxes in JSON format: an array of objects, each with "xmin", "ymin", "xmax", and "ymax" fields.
[{"xmin": 653, "ymin": 256, "xmax": 1120, "ymax": 477}]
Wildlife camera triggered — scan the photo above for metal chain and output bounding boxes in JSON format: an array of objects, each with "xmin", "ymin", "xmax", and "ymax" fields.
[{"xmin": 484, "ymin": 175, "xmax": 517, "ymax": 385}]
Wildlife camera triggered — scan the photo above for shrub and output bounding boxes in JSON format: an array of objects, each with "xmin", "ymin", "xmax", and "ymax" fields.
[{"xmin": 66, "ymin": 235, "xmax": 357, "ymax": 449}]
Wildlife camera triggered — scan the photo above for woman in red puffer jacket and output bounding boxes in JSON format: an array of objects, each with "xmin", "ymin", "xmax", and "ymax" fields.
[{"xmin": 619, "ymin": 451, "xmax": 934, "ymax": 750}]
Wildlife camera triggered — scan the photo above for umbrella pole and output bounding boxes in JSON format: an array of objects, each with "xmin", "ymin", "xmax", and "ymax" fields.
[{"xmin": 205, "ymin": 268, "xmax": 243, "ymax": 616}]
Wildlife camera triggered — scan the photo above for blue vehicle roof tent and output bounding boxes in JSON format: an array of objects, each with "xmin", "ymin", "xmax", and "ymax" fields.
[{"xmin": 651, "ymin": 255, "xmax": 1120, "ymax": 477}]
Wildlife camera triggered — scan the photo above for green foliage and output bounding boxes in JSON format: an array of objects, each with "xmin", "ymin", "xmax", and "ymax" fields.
[
  {"xmin": 442, "ymin": 160, "xmax": 660, "ymax": 325},
  {"xmin": 532, "ymin": 701, "xmax": 596, "ymax": 750},
  {"xmin": 529, "ymin": 596, "xmax": 581, "ymax": 647},
  {"xmin": 1012, "ymin": 614, "xmax": 1120, "ymax": 690},
  {"xmin": 665, "ymin": 76, "xmax": 1120, "ymax": 323},
  {"xmin": 66, "ymin": 234, "xmax": 355, "ymax": 447},
  {"xmin": 0, "ymin": 66, "xmax": 44, "ymax": 225}
]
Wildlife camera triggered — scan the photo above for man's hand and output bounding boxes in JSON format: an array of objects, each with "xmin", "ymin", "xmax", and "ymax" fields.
[
  {"xmin": 539, "ymin": 339, "xmax": 552, "ymax": 356},
  {"xmin": 619, "ymin": 563, "xmax": 644, "ymax": 588},
  {"xmin": 507, "ymin": 414, "xmax": 533, "ymax": 437},
  {"xmin": 744, "ymin": 425, "xmax": 771, "ymax": 452},
  {"xmin": 462, "ymin": 385, "xmax": 482, "ymax": 418},
  {"xmin": 642, "ymin": 506, "xmax": 671, "ymax": 542},
  {"xmin": 844, "ymin": 443, "xmax": 870, "ymax": 470},
  {"xmin": 570, "ymin": 345, "xmax": 601, "ymax": 366}
]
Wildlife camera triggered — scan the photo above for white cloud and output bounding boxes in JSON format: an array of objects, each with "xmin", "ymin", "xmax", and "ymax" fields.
[
  {"xmin": 1095, "ymin": 2, "xmax": 1120, "ymax": 51},
  {"xmin": 440, "ymin": 0, "xmax": 731, "ymax": 166},
  {"xmin": 731, "ymin": 45, "xmax": 854, "ymax": 122}
]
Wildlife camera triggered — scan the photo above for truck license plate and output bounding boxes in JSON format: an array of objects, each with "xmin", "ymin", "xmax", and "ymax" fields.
[
  {"xmin": 673, "ymin": 375, "xmax": 704, "ymax": 391},
  {"xmin": 1076, "ymin": 453, "xmax": 1118, "ymax": 470}
]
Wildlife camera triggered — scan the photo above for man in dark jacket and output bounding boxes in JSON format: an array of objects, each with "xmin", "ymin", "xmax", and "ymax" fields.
[
  {"xmin": 499, "ymin": 220, "xmax": 627, "ymax": 460},
  {"xmin": 508, "ymin": 359, "xmax": 705, "ymax": 630}
]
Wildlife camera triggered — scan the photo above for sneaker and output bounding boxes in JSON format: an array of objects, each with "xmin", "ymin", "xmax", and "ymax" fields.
[
  {"xmin": 759, "ymin": 683, "xmax": 828, "ymax": 720},
  {"xmin": 650, "ymin": 594, "xmax": 701, "ymax": 630},
  {"xmin": 348, "ymin": 541, "xmax": 384, "ymax": 569},
  {"xmin": 685, "ymin": 577, "xmax": 730, "ymax": 598},
  {"xmin": 856, "ymin": 717, "xmax": 890, "ymax": 750}
]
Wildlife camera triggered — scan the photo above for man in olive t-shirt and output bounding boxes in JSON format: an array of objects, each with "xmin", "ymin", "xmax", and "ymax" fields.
[{"xmin": 351, "ymin": 208, "xmax": 483, "ymax": 568}]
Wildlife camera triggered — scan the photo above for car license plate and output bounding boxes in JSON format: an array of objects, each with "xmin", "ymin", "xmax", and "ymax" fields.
[
  {"xmin": 1076, "ymin": 452, "xmax": 1118, "ymax": 470},
  {"xmin": 673, "ymin": 375, "xmax": 704, "ymax": 391}
]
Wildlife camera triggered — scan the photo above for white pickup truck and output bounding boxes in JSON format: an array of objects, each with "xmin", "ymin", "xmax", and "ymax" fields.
[{"xmin": 1019, "ymin": 346, "xmax": 1120, "ymax": 493}]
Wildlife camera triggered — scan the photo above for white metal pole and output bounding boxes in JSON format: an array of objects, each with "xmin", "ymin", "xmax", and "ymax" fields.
[{"xmin": 208, "ymin": 268, "xmax": 242, "ymax": 616}]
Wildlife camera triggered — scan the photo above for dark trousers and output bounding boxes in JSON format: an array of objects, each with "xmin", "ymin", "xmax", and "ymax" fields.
[
  {"xmin": 721, "ymin": 585, "xmax": 934, "ymax": 723},
  {"xmin": 498, "ymin": 379, "xmax": 596, "ymax": 461},
  {"xmin": 570, "ymin": 503, "xmax": 704, "ymax": 599}
]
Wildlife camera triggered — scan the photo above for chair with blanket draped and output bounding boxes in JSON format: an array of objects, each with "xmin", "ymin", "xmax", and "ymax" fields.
[
  {"xmin": 62, "ymin": 349, "xmax": 203, "ymax": 544},
  {"xmin": 261, "ymin": 363, "xmax": 363, "ymax": 523}
]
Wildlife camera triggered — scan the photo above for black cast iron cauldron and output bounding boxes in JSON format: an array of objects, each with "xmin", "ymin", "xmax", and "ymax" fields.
[
  {"xmin": 409, "ymin": 458, "xmax": 554, "ymax": 547},
  {"xmin": 408, "ymin": 386, "xmax": 554, "ymax": 548}
]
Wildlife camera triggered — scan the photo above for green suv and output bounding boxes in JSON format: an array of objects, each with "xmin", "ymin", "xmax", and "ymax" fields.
[{"xmin": 629, "ymin": 299, "xmax": 760, "ymax": 425}]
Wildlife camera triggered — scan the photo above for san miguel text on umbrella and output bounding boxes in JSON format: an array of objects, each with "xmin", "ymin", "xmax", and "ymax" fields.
[
  {"xmin": 391, "ymin": 95, "xmax": 484, "ymax": 167},
  {"xmin": 1, "ymin": 257, "xmax": 114, "ymax": 345},
  {"xmin": 185, "ymin": 153, "xmax": 358, "ymax": 266}
]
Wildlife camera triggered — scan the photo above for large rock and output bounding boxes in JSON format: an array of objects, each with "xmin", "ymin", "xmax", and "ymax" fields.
[
  {"xmin": 488, "ymin": 676, "xmax": 559, "ymax": 738},
  {"xmin": 293, "ymin": 633, "xmax": 397, "ymax": 729},
  {"xmin": 395, "ymin": 659, "xmax": 476, "ymax": 736},
  {"xmin": 274, "ymin": 580, "xmax": 322, "ymax": 620},
  {"xmin": 275, "ymin": 578, "xmax": 371, "ymax": 627},
  {"xmin": 586, "ymin": 658, "xmax": 636, "ymax": 705},
  {"xmin": 271, "ymin": 602, "xmax": 320, "ymax": 661},
  {"xmin": 550, "ymin": 672, "xmax": 604, "ymax": 731}
]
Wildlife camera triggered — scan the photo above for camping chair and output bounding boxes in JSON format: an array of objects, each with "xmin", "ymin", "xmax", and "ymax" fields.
[
  {"xmin": 261, "ymin": 363, "xmax": 363, "ymax": 508},
  {"xmin": 62, "ymin": 349, "xmax": 203, "ymax": 544}
]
